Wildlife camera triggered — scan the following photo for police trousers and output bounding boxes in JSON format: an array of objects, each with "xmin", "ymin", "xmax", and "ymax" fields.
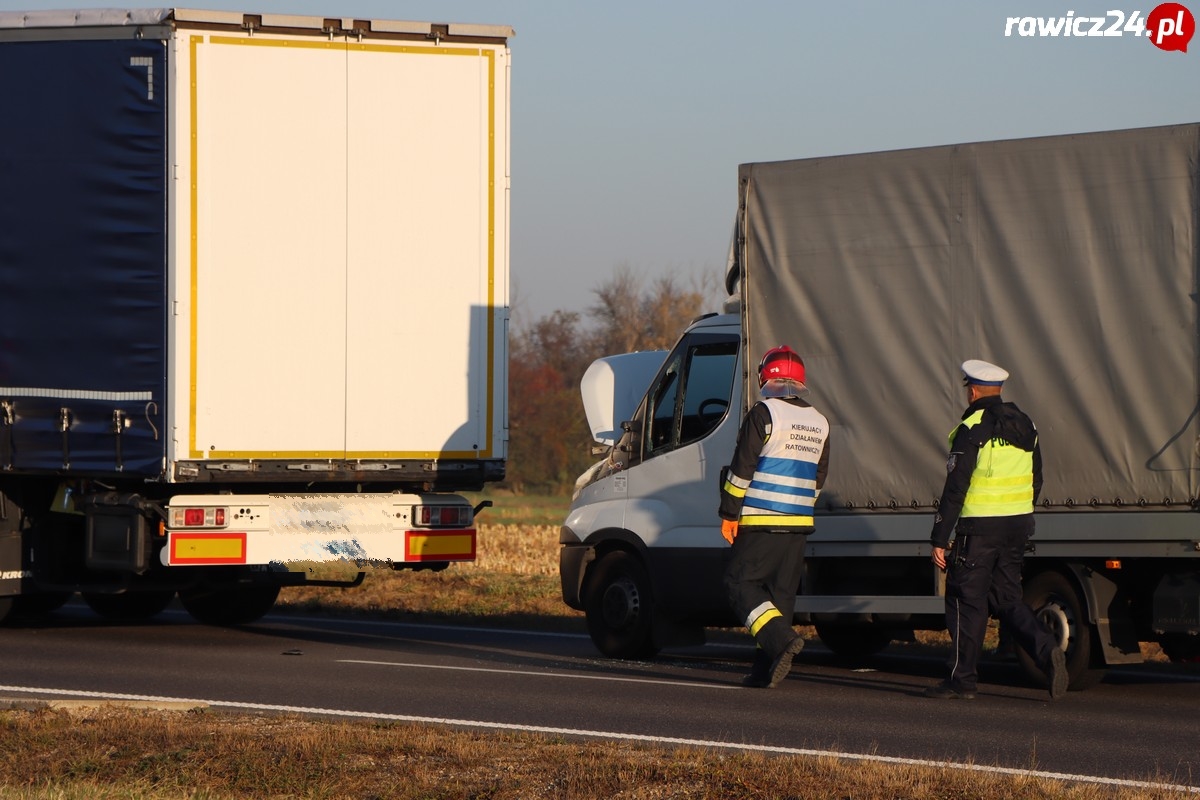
[{"xmin": 945, "ymin": 515, "xmax": 1058, "ymax": 692}]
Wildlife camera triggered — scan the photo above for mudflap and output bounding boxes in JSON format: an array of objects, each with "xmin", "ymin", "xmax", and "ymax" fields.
[
  {"xmin": 0, "ymin": 529, "xmax": 30, "ymax": 596},
  {"xmin": 1153, "ymin": 572, "xmax": 1200, "ymax": 636}
]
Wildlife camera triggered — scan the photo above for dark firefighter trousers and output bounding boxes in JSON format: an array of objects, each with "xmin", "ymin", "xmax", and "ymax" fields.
[
  {"xmin": 724, "ymin": 527, "xmax": 806, "ymax": 654},
  {"xmin": 945, "ymin": 515, "xmax": 1059, "ymax": 692}
]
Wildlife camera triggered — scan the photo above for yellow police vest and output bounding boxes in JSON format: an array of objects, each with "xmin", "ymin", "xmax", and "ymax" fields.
[{"xmin": 950, "ymin": 409, "xmax": 1035, "ymax": 518}]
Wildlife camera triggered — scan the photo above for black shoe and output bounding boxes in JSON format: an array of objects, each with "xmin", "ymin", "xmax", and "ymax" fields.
[
  {"xmin": 742, "ymin": 650, "xmax": 771, "ymax": 688},
  {"xmin": 1047, "ymin": 647, "xmax": 1068, "ymax": 700},
  {"xmin": 742, "ymin": 672, "xmax": 769, "ymax": 688},
  {"xmin": 924, "ymin": 681, "xmax": 976, "ymax": 700},
  {"xmin": 766, "ymin": 636, "xmax": 805, "ymax": 688}
]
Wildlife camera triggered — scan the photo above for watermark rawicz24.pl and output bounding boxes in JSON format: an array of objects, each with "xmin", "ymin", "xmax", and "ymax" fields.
[{"xmin": 1004, "ymin": 3, "xmax": 1195, "ymax": 51}]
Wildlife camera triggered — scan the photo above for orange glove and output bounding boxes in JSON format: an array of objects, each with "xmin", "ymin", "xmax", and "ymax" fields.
[{"xmin": 721, "ymin": 519, "xmax": 739, "ymax": 545}]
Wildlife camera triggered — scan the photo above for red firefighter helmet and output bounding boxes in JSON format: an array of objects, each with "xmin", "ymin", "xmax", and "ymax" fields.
[{"xmin": 757, "ymin": 345, "xmax": 806, "ymax": 387}]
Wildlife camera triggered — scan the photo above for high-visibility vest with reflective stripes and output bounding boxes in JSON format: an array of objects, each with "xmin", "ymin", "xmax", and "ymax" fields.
[
  {"xmin": 952, "ymin": 409, "xmax": 1035, "ymax": 518},
  {"xmin": 740, "ymin": 399, "xmax": 829, "ymax": 528}
]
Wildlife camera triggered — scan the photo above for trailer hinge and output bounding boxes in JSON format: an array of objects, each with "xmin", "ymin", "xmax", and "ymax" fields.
[
  {"xmin": 59, "ymin": 407, "xmax": 72, "ymax": 469},
  {"xmin": 112, "ymin": 409, "xmax": 128, "ymax": 473},
  {"xmin": 0, "ymin": 401, "xmax": 13, "ymax": 470},
  {"xmin": 205, "ymin": 462, "xmax": 255, "ymax": 472}
]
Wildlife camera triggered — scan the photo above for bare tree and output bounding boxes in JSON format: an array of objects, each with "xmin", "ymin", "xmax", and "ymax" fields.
[
  {"xmin": 587, "ymin": 264, "xmax": 644, "ymax": 356},
  {"xmin": 504, "ymin": 267, "xmax": 716, "ymax": 494},
  {"xmin": 507, "ymin": 310, "xmax": 592, "ymax": 494},
  {"xmin": 586, "ymin": 266, "xmax": 715, "ymax": 355}
]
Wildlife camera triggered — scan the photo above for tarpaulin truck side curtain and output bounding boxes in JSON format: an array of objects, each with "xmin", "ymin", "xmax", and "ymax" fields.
[
  {"xmin": 739, "ymin": 124, "xmax": 1199, "ymax": 511},
  {"xmin": 0, "ymin": 37, "xmax": 168, "ymax": 476}
]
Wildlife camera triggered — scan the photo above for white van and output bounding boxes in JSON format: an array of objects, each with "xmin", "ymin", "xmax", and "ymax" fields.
[{"xmin": 559, "ymin": 312, "xmax": 745, "ymax": 658}]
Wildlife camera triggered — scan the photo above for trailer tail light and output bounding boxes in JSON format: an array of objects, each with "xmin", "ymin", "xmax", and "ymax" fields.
[
  {"xmin": 170, "ymin": 506, "xmax": 227, "ymax": 528},
  {"xmin": 414, "ymin": 504, "xmax": 471, "ymax": 527}
]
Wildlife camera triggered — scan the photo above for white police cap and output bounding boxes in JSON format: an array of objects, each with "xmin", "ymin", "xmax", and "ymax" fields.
[{"xmin": 962, "ymin": 359, "xmax": 1008, "ymax": 386}]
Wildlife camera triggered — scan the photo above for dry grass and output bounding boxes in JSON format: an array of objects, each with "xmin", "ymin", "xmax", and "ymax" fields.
[
  {"xmin": 0, "ymin": 705, "xmax": 1190, "ymax": 800},
  {"xmin": 0, "ymin": 506, "xmax": 1190, "ymax": 798},
  {"xmin": 472, "ymin": 523, "xmax": 562, "ymax": 575},
  {"xmin": 274, "ymin": 523, "xmax": 580, "ymax": 632}
]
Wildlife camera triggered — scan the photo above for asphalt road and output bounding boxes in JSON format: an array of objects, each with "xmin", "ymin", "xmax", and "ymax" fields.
[{"xmin": 1, "ymin": 605, "xmax": 1196, "ymax": 792}]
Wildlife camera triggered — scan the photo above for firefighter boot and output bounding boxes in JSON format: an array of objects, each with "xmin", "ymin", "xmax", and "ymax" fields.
[
  {"xmin": 755, "ymin": 617, "xmax": 805, "ymax": 689},
  {"xmin": 742, "ymin": 647, "xmax": 772, "ymax": 688}
]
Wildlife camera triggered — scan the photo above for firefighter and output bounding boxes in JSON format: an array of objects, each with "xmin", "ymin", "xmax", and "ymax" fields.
[
  {"xmin": 926, "ymin": 359, "xmax": 1068, "ymax": 700},
  {"xmin": 720, "ymin": 346, "xmax": 831, "ymax": 688}
]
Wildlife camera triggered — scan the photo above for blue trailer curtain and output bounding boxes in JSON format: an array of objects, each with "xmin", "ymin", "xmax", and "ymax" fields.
[{"xmin": 0, "ymin": 36, "xmax": 167, "ymax": 476}]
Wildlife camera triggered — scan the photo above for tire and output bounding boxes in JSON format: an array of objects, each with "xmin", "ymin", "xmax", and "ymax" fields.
[
  {"xmin": 179, "ymin": 584, "xmax": 280, "ymax": 626},
  {"xmin": 584, "ymin": 551, "xmax": 659, "ymax": 659},
  {"xmin": 83, "ymin": 590, "xmax": 176, "ymax": 621},
  {"xmin": 12, "ymin": 591, "xmax": 74, "ymax": 617},
  {"xmin": 814, "ymin": 622, "xmax": 893, "ymax": 659},
  {"xmin": 1018, "ymin": 570, "xmax": 1105, "ymax": 691}
]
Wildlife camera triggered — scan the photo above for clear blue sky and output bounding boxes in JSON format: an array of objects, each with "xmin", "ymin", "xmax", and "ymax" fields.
[{"xmin": 6, "ymin": 1, "xmax": 1198, "ymax": 327}]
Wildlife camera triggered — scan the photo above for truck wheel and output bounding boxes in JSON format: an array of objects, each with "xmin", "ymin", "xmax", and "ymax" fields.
[
  {"xmin": 179, "ymin": 585, "xmax": 280, "ymax": 626},
  {"xmin": 82, "ymin": 590, "xmax": 176, "ymax": 621},
  {"xmin": 1019, "ymin": 571, "xmax": 1105, "ymax": 691},
  {"xmin": 13, "ymin": 591, "xmax": 74, "ymax": 617},
  {"xmin": 584, "ymin": 551, "xmax": 659, "ymax": 659},
  {"xmin": 814, "ymin": 622, "xmax": 892, "ymax": 659}
]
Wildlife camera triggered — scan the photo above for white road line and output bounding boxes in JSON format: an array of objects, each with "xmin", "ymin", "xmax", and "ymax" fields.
[
  {"xmin": 0, "ymin": 684, "xmax": 1195, "ymax": 793},
  {"xmin": 261, "ymin": 611, "xmax": 591, "ymax": 639},
  {"xmin": 338, "ymin": 659, "xmax": 738, "ymax": 689}
]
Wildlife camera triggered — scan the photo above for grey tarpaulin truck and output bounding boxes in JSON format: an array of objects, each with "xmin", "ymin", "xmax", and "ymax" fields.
[
  {"xmin": 560, "ymin": 122, "xmax": 1200, "ymax": 690},
  {"xmin": 0, "ymin": 8, "xmax": 510, "ymax": 626}
]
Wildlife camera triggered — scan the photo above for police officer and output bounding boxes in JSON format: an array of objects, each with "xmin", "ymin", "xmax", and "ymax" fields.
[
  {"xmin": 720, "ymin": 346, "xmax": 830, "ymax": 688},
  {"xmin": 926, "ymin": 359, "xmax": 1067, "ymax": 700}
]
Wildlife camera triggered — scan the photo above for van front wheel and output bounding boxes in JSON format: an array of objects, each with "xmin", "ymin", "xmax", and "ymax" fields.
[{"xmin": 584, "ymin": 551, "xmax": 659, "ymax": 660}]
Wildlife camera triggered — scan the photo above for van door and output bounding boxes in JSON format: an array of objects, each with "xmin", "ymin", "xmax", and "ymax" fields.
[{"xmin": 624, "ymin": 330, "xmax": 740, "ymax": 620}]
